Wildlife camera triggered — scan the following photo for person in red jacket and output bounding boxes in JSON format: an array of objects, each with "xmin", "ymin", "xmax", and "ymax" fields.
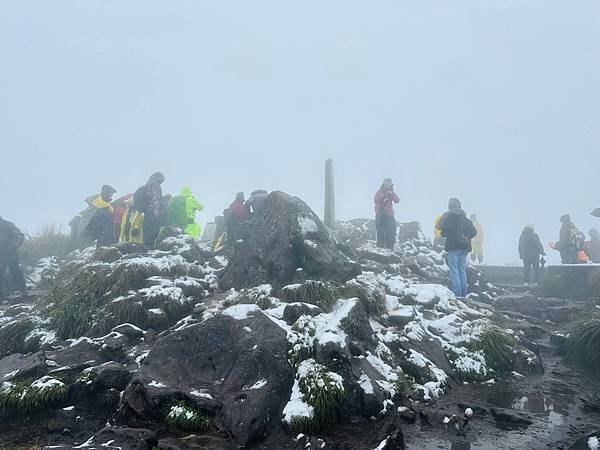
[
  {"xmin": 230, "ymin": 192, "xmax": 250, "ymax": 222},
  {"xmin": 225, "ymin": 192, "xmax": 250, "ymax": 244},
  {"xmin": 374, "ymin": 178, "xmax": 400, "ymax": 250}
]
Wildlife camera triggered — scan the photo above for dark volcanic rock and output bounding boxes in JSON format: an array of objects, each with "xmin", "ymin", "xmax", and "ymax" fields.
[
  {"xmin": 112, "ymin": 323, "xmax": 145, "ymax": 341},
  {"xmin": 219, "ymin": 191, "xmax": 360, "ymax": 289},
  {"xmin": 282, "ymin": 302, "xmax": 322, "ymax": 325},
  {"xmin": 123, "ymin": 304, "xmax": 293, "ymax": 447},
  {"xmin": 87, "ymin": 361, "xmax": 132, "ymax": 391},
  {"xmin": 490, "ymin": 407, "xmax": 533, "ymax": 428},
  {"xmin": 0, "ymin": 351, "xmax": 46, "ymax": 382},
  {"xmin": 44, "ymin": 340, "xmax": 107, "ymax": 372},
  {"xmin": 45, "ymin": 427, "xmax": 158, "ymax": 450}
]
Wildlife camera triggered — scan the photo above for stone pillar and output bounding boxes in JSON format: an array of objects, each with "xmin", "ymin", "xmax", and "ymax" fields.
[{"xmin": 324, "ymin": 159, "xmax": 335, "ymax": 228}]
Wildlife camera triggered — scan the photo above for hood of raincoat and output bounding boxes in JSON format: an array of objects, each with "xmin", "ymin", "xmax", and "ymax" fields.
[{"xmin": 147, "ymin": 172, "xmax": 165, "ymax": 186}]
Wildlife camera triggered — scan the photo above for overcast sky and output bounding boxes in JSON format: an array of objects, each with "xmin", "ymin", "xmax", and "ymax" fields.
[{"xmin": 1, "ymin": 1, "xmax": 598, "ymax": 264}]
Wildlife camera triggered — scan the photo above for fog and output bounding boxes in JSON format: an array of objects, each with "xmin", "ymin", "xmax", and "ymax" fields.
[{"xmin": 1, "ymin": 1, "xmax": 598, "ymax": 265}]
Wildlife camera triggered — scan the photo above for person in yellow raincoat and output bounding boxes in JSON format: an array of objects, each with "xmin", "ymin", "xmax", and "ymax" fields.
[
  {"xmin": 470, "ymin": 214, "xmax": 484, "ymax": 263},
  {"xmin": 433, "ymin": 213, "xmax": 445, "ymax": 248},
  {"xmin": 167, "ymin": 186, "xmax": 204, "ymax": 238}
]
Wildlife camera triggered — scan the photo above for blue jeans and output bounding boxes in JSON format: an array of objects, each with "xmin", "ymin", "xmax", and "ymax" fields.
[{"xmin": 448, "ymin": 250, "xmax": 468, "ymax": 297}]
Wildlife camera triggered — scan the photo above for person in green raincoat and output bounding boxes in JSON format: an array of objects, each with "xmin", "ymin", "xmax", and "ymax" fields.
[{"xmin": 168, "ymin": 186, "xmax": 204, "ymax": 237}]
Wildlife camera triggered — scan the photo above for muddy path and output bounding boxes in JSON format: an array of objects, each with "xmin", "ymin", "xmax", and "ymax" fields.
[{"xmin": 401, "ymin": 297, "xmax": 600, "ymax": 450}]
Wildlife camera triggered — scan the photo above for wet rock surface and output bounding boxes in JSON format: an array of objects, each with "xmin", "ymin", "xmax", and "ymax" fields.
[{"xmin": 220, "ymin": 191, "xmax": 360, "ymax": 289}]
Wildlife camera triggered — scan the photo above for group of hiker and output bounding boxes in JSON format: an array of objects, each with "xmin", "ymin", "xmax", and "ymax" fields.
[
  {"xmin": 1, "ymin": 173, "xmax": 599, "ymax": 300},
  {"xmin": 70, "ymin": 172, "xmax": 204, "ymax": 249},
  {"xmin": 373, "ymin": 177, "xmax": 600, "ymax": 294}
]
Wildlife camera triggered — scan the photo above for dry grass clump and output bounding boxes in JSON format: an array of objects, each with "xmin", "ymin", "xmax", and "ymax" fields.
[{"xmin": 19, "ymin": 223, "xmax": 74, "ymax": 266}]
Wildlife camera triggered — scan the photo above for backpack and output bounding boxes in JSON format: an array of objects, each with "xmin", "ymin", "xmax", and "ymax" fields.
[
  {"xmin": 571, "ymin": 228, "xmax": 586, "ymax": 251},
  {"xmin": 133, "ymin": 186, "xmax": 148, "ymax": 212},
  {"xmin": 455, "ymin": 219, "xmax": 473, "ymax": 248}
]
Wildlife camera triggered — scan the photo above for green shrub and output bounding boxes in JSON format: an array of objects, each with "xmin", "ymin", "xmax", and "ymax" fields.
[
  {"xmin": 342, "ymin": 275, "xmax": 387, "ymax": 318},
  {"xmin": 568, "ymin": 313, "xmax": 600, "ymax": 369},
  {"xmin": 165, "ymin": 401, "xmax": 210, "ymax": 431},
  {"xmin": 0, "ymin": 376, "xmax": 69, "ymax": 415},
  {"xmin": 296, "ymin": 359, "xmax": 345, "ymax": 432},
  {"xmin": 468, "ymin": 326, "xmax": 518, "ymax": 375},
  {"xmin": 0, "ymin": 315, "xmax": 36, "ymax": 357},
  {"xmin": 279, "ymin": 281, "xmax": 342, "ymax": 312}
]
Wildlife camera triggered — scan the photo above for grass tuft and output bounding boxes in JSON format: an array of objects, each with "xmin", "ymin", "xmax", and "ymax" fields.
[
  {"xmin": 165, "ymin": 401, "xmax": 211, "ymax": 431},
  {"xmin": 567, "ymin": 313, "xmax": 600, "ymax": 370},
  {"xmin": 468, "ymin": 326, "xmax": 518, "ymax": 375},
  {"xmin": 279, "ymin": 281, "xmax": 342, "ymax": 313}
]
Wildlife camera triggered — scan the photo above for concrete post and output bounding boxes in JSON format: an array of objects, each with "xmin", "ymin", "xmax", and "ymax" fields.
[{"xmin": 324, "ymin": 159, "xmax": 335, "ymax": 228}]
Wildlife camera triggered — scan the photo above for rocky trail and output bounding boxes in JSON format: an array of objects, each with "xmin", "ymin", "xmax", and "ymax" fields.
[{"xmin": 0, "ymin": 192, "xmax": 597, "ymax": 450}]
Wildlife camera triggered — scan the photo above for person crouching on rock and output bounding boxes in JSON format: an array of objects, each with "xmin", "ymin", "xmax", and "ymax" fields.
[
  {"xmin": 225, "ymin": 192, "xmax": 250, "ymax": 244},
  {"xmin": 374, "ymin": 178, "xmax": 399, "ymax": 250},
  {"xmin": 438, "ymin": 198, "xmax": 477, "ymax": 298},
  {"xmin": 518, "ymin": 224, "xmax": 545, "ymax": 287}
]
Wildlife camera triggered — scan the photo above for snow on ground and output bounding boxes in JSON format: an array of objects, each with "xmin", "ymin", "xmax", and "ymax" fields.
[
  {"xmin": 222, "ymin": 304, "xmax": 262, "ymax": 320},
  {"xmin": 282, "ymin": 379, "xmax": 314, "ymax": 424}
]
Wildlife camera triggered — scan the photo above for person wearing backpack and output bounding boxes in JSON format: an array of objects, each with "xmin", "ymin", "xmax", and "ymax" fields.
[
  {"xmin": 438, "ymin": 198, "xmax": 478, "ymax": 297},
  {"xmin": 132, "ymin": 172, "xmax": 166, "ymax": 247},
  {"xmin": 518, "ymin": 225, "xmax": 545, "ymax": 286},
  {"xmin": 556, "ymin": 214, "xmax": 583, "ymax": 264}
]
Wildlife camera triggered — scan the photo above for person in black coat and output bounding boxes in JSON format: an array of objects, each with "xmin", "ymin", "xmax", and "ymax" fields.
[
  {"xmin": 518, "ymin": 225, "xmax": 545, "ymax": 285},
  {"xmin": 0, "ymin": 217, "xmax": 26, "ymax": 297},
  {"xmin": 438, "ymin": 198, "xmax": 478, "ymax": 297},
  {"xmin": 585, "ymin": 229, "xmax": 600, "ymax": 263}
]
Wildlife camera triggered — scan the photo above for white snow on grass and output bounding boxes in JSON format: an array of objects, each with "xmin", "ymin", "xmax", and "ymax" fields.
[
  {"xmin": 312, "ymin": 298, "xmax": 357, "ymax": 346},
  {"xmin": 222, "ymin": 304, "xmax": 262, "ymax": 320},
  {"xmin": 148, "ymin": 380, "xmax": 166, "ymax": 388},
  {"xmin": 282, "ymin": 379, "xmax": 314, "ymax": 424},
  {"xmin": 30, "ymin": 376, "xmax": 65, "ymax": 391}
]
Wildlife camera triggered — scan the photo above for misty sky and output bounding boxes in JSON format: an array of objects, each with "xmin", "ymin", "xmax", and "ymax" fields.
[{"xmin": 1, "ymin": 1, "xmax": 599, "ymax": 264}]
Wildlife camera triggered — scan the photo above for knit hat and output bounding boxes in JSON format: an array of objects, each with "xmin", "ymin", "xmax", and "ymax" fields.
[
  {"xmin": 101, "ymin": 185, "xmax": 116, "ymax": 197},
  {"xmin": 448, "ymin": 198, "xmax": 462, "ymax": 210}
]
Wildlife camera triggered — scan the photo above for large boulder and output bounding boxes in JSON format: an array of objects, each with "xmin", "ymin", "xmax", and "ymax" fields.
[
  {"xmin": 123, "ymin": 304, "xmax": 294, "ymax": 447},
  {"xmin": 220, "ymin": 191, "xmax": 360, "ymax": 289}
]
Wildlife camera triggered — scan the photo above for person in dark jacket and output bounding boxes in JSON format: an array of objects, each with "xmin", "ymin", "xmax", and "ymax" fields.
[
  {"xmin": 0, "ymin": 217, "xmax": 26, "ymax": 298},
  {"xmin": 374, "ymin": 178, "xmax": 400, "ymax": 250},
  {"xmin": 134, "ymin": 172, "xmax": 166, "ymax": 247},
  {"xmin": 555, "ymin": 214, "xmax": 582, "ymax": 264},
  {"xmin": 438, "ymin": 198, "xmax": 477, "ymax": 297},
  {"xmin": 585, "ymin": 229, "xmax": 600, "ymax": 263},
  {"xmin": 519, "ymin": 225, "xmax": 545, "ymax": 286},
  {"xmin": 79, "ymin": 185, "xmax": 117, "ymax": 248},
  {"xmin": 246, "ymin": 190, "xmax": 269, "ymax": 215}
]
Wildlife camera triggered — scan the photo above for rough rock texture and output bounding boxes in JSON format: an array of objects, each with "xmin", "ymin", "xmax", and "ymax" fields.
[
  {"xmin": 124, "ymin": 306, "xmax": 293, "ymax": 447},
  {"xmin": 220, "ymin": 191, "xmax": 360, "ymax": 289},
  {"xmin": 43, "ymin": 426, "xmax": 158, "ymax": 450}
]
